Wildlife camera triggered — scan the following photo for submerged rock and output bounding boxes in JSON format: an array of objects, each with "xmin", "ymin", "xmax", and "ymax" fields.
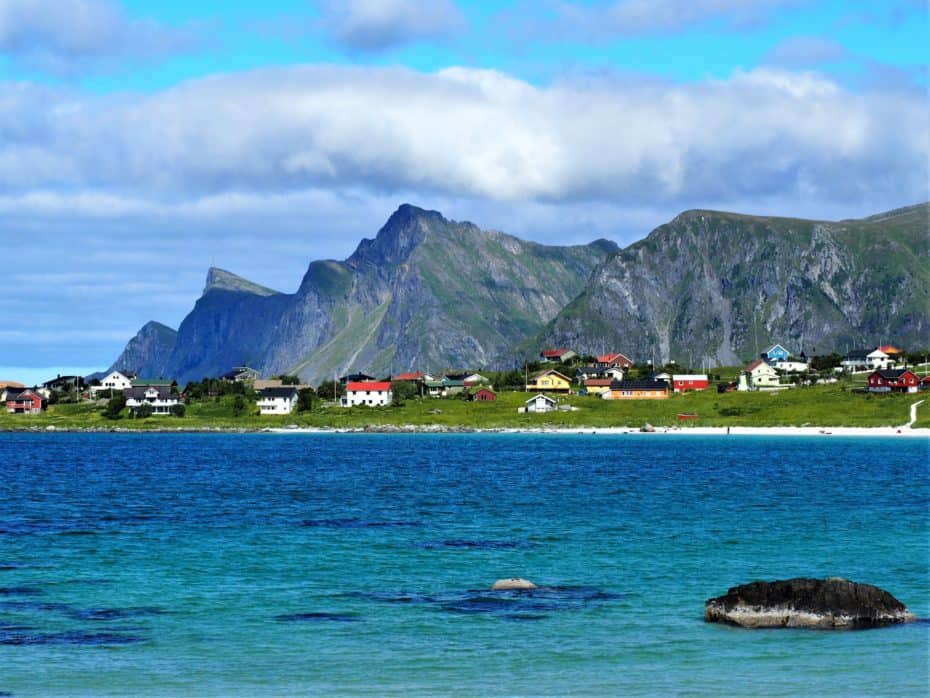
[
  {"xmin": 491, "ymin": 578, "xmax": 537, "ymax": 591},
  {"xmin": 704, "ymin": 578, "xmax": 914, "ymax": 629}
]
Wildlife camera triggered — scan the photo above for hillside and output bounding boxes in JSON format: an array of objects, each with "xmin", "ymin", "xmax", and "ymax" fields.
[{"xmin": 532, "ymin": 203, "xmax": 930, "ymax": 365}]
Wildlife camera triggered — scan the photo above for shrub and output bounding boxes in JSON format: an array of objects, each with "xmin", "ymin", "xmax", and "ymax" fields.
[
  {"xmin": 103, "ymin": 393, "xmax": 126, "ymax": 420},
  {"xmin": 133, "ymin": 402, "xmax": 154, "ymax": 419},
  {"xmin": 170, "ymin": 403, "xmax": 186, "ymax": 417}
]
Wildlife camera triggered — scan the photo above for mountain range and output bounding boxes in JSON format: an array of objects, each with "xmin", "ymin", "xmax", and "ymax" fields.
[{"xmin": 110, "ymin": 202, "xmax": 929, "ymax": 384}]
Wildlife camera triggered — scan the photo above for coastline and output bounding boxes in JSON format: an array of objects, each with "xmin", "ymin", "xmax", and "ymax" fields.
[{"xmin": 4, "ymin": 424, "xmax": 928, "ymax": 437}]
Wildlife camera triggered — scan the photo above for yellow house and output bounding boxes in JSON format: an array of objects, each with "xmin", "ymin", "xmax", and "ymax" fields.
[
  {"xmin": 527, "ymin": 369, "xmax": 572, "ymax": 393},
  {"xmin": 602, "ymin": 379, "xmax": 669, "ymax": 400},
  {"xmin": 583, "ymin": 378, "xmax": 613, "ymax": 396}
]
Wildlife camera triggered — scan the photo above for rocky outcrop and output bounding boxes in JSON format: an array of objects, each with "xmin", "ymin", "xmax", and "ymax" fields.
[
  {"xmin": 491, "ymin": 578, "xmax": 537, "ymax": 590},
  {"xmin": 704, "ymin": 578, "xmax": 915, "ymax": 629},
  {"xmin": 108, "ymin": 321, "xmax": 177, "ymax": 377}
]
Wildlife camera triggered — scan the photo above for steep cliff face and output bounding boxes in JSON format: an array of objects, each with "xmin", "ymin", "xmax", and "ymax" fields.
[
  {"xmin": 112, "ymin": 204, "xmax": 612, "ymax": 384},
  {"xmin": 535, "ymin": 204, "xmax": 929, "ymax": 365},
  {"xmin": 108, "ymin": 321, "xmax": 178, "ymax": 377}
]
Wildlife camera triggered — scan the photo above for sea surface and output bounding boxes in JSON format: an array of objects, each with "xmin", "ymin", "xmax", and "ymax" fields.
[{"xmin": 0, "ymin": 433, "xmax": 927, "ymax": 696}]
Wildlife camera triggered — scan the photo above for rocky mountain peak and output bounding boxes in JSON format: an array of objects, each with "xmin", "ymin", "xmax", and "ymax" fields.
[
  {"xmin": 204, "ymin": 267, "xmax": 280, "ymax": 297},
  {"xmin": 349, "ymin": 203, "xmax": 449, "ymax": 266}
]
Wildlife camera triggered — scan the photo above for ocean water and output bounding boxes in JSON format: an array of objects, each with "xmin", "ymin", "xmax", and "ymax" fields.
[{"xmin": 0, "ymin": 433, "xmax": 927, "ymax": 697}]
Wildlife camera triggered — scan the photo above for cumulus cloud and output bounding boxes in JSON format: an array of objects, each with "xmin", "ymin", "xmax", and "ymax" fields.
[
  {"xmin": 0, "ymin": 0, "xmax": 190, "ymax": 75},
  {"xmin": 319, "ymin": 0, "xmax": 465, "ymax": 52},
  {"xmin": 0, "ymin": 64, "xmax": 925, "ymax": 210}
]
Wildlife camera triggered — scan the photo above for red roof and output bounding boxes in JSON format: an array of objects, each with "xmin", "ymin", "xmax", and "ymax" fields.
[
  {"xmin": 393, "ymin": 372, "xmax": 424, "ymax": 381},
  {"xmin": 596, "ymin": 352, "xmax": 632, "ymax": 365},
  {"xmin": 878, "ymin": 345, "xmax": 902, "ymax": 354},
  {"xmin": 745, "ymin": 359, "xmax": 766, "ymax": 371},
  {"xmin": 347, "ymin": 381, "xmax": 391, "ymax": 392},
  {"xmin": 584, "ymin": 378, "xmax": 612, "ymax": 387},
  {"xmin": 541, "ymin": 348, "xmax": 570, "ymax": 358}
]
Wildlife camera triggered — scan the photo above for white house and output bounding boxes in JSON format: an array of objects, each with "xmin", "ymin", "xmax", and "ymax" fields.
[
  {"xmin": 773, "ymin": 359, "xmax": 810, "ymax": 373},
  {"xmin": 257, "ymin": 386, "xmax": 299, "ymax": 415},
  {"xmin": 841, "ymin": 348, "xmax": 893, "ymax": 373},
  {"xmin": 522, "ymin": 393, "xmax": 557, "ymax": 413},
  {"xmin": 342, "ymin": 381, "xmax": 392, "ymax": 407},
  {"xmin": 738, "ymin": 360, "xmax": 782, "ymax": 391},
  {"xmin": 124, "ymin": 385, "xmax": 179, "ymax": 415},
  {"xmin": 91, "ymin": 370, "xmax": 134, "ymax": 396}
]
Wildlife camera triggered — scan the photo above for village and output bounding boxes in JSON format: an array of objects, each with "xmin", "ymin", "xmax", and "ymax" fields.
[{"xmin": 2, "ymin": 343, "xmax": 927, "ymax": 423}]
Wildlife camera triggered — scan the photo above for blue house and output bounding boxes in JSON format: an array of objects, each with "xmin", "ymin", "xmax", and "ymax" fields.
[{"xmin": 761, "ymin": 344, "xmax": 791, "ymax": 364}]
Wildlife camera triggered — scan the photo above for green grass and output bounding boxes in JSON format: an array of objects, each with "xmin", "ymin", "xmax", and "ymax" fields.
[{"xmin": 1, "ymin": 386, "xmax": 925, "ymax": 431}]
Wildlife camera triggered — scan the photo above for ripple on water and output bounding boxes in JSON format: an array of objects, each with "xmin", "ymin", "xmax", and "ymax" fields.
[{"xmin": 274, "ymin": 612, "xmax": 361, "ymax": 623}]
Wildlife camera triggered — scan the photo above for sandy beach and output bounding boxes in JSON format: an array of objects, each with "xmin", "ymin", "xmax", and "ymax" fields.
[{"xmin": 266, "ymin": 424, "xmax": 930, "ymax": 438}]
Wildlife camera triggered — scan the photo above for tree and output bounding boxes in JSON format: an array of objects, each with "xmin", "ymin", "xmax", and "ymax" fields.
[
  {"xmin": 297, "ymin": 387, "xmax": 315, "ymax": 412},
  {"xmin": 170, "ymin": 403, "xmax": 186, "ymax": 417},
  {"xmin": 232, "ymin": 394, "xmax": 246, "ymax": 417},
  {"xmin": 133, "ymin": 402, "xmax": 154, "ymax": 419},
  {"xmin": 391, "ymin": 381, "xmax": 417, "ymax": 404},
  {"xmin": 103, "ymin": 393, "xmax": 126, "ymax": 419},
  {"xmin": 316, "ymin": 380, "xmax": 345, "ymax": 400}
]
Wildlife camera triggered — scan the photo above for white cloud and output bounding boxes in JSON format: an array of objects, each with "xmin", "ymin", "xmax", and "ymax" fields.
[
  {"xmin": 319, "ymin": 0, "xmax": 464, "ymax": 52},
  {"xmin": 0, "ymin": 64, "xmax": 925, "ymax": 210},
  {"xmin": 0, "ymin": 0, "xmax": 190, "ymax": 75}
]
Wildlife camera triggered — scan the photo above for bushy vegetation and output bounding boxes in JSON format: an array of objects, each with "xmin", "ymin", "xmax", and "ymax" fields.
[{"xmin": 0, "ymin": 382, "xmax": 924, "ymax": 431}]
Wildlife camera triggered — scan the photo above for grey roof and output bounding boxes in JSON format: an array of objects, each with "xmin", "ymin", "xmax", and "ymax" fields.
[
  {"xmin": 258, "ymin": 386, "xmax": 299, "ymax": 398},
  {"xmin": 873, "ymin": 369, "xmax": 911, "ymax": 380},
  {"xmin": 845, "ymin": 349, "xmax": 873, "ymax": 359},
  {"xmin": 125, "ymin": 385, "xmax": 175, "ymax": 400}
]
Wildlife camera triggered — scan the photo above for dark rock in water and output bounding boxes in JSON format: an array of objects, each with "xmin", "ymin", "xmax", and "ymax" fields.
[
  {"xmin": 0, "ymin": 587, "xmax": 43, "ymax": 596},
  {"xmin": 704, "ymin": 578, "xmax": 915, "ymax": 629},
  {"xmin": 0, "ymin": 629, "xmax": 145, "ymax": 646},
  {"xmin": 274, "ymin": 612, "xmax": 360, "ymax": 623}
]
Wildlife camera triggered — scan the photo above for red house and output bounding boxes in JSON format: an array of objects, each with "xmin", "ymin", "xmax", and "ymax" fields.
[
  {"xmin": 470, "ymin": 388, "xmax": 496, "ymax": 402},
  {"xmin": 5, "ymin": 389, "xmax": 46, "ymax": 414},
  {"xmin": 393, "ymin": 371, "xmax": 425, "ymax": 382},
  {"xmin": 867, "ymin": 369, "xmax": 919, "ymax": 394},
  {"xmin": 672, "ymin": 374, "xmax": 709, "ymax": 393},
  {"xmin": 596, "ymin": 353, "xmax": 633, "ymax": 369}
]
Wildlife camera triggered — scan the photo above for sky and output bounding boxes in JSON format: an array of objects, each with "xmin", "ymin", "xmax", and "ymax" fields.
[{"xmin": 2, "ymin": 0, "xmax": 928, "ymax": 383}]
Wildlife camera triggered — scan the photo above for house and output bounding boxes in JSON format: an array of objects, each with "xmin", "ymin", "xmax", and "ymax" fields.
[
  {"xmin": 463, "ymin": 373, "xmax": 489, "ymax": 387},
  {"xmin": 0, "ymin": 381, "xmax": 25, "ymax": 402},
  {"xmin": 761, "ymin": 344, "xmax": 791, "ymax": 364},
  {"xmin": 738, "ymin": 360, "xmax": 781, "ymax": 391},
  {"xmin": 441, "ymin": 376, "xmax": 466, "ymax": 395},
  {"xmin": 5, "ymin": 389, "xmax": 46, "ymax": 414},
  {"xmin": 773, "ymin": 359, "xmax": 810, "ymax": 373},
  {"xmin": 671, "ymin": 374, "xmax": 709, "ymax": 393},
  {"xmin": 582, "ymin": 378, "xmax": 613, "ymax": 396},
  {"xmin": 602, "ymin": 379, "xmax": 669, "ymax": 400},
  {"xmin": 423, "ymin": 380, "xmax": 445, "ymax": 398},
  {"xmin": 523, "ymin": 394, "xmax": 557, "ymax": 413},
  {"xmin": 392, "ymin": 371, "xmax": 426, "ymax": 383},
  {"xmin": 867, "ymin": 369, "xmax": 919, "ymax": 394},
  {"xmin": 540, "ymin": 348, "xmax": 577, "ymax": 363},
  {"xmin": 257, "ymin": 386, "xmax": 299, "ymax": 414},
  {"xmin": 920, "ymin": 376, "xmax": 930, "ymax": 391},
  {"xmin": 526, "ymin": 369, "xmax": 572, "ymax": 393},
  {"xmin": 221, "ymin": 366, "xmax": 260, "ymax": 383},
  {"xmin": 42, "ymin": 375, "xmax": 85, "ymax": 393},
  {"xmin": 596, "ymin": 353, "xmax": 633, "ymax": 369},
  {"xmin": 654, "ymin": 372, "xmax": 671, "ymax": 384},
  {"xmin": 90, "ymin": 370, "xmax": 135, "ymax": 396},
  {"xmin": 576, "ymin": 365, "xmax": 623, "ymax": 381},
  {"xmin": 132, "ymin": 378, "xmax": 177, "ymax": 389},
  {"xmin": 841, "ymin": 348, "xmax": 893, "ymax": 373},
  {"xmin": 339, "ymin": 372, "xmax": 376, "ymax": 385},
  {"xmin": 877, "ymin": 345, "xmax": 903, "ymax": 358},
  {"xmin": 469, "ymin": 387, "xmax": 497, "ymax": 402},
  {"xmin": 124, "ymin": 385, "xmax": 179, "ymax": 415},
  {"xmin": 342, "ymin": 381, "xmax": 393, "ymax": 407}
]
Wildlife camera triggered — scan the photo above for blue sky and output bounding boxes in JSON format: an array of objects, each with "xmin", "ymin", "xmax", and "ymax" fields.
[{"xmin": 1, "ymin": 0, "xmax": 927, "ymax": 383}]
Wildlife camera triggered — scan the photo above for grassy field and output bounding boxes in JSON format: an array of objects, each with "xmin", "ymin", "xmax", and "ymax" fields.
[{"xmin": 1, "ymin": 384, "xmax": 926, "ymax": 431}]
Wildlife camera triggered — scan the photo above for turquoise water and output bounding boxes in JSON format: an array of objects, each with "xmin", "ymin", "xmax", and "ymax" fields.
[{"xmin": 0, "ymin": 433, "xmax": 927, "ymax": 696}]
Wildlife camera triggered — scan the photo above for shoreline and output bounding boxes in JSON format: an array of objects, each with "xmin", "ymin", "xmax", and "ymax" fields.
[{"xmin": 3, "ymin": 424, "xmax": 928, "ymax": 437}]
